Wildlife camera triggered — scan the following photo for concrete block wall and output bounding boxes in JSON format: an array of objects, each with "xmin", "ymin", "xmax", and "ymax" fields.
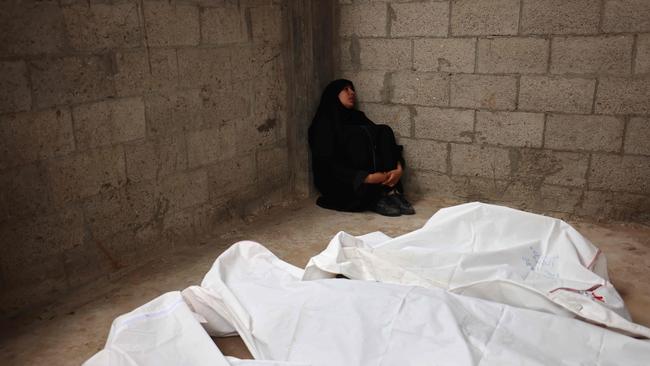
[
  {"xmin": 0, "ymin": 0, "xmax": 334, "ymax": 316},
  {"xmin": 338, "ymin": 0, "xmax": 650, "ymax": 221}
]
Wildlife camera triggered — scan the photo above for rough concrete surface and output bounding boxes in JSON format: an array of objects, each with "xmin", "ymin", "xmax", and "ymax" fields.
[
  {"xmin": 1, "ymin": 197, "xmax": 649, "ymax": 365},
  {"xmin": 339, "ymin": 0, "xmax": 650, "ymax": 221},
  {"xmin": 0, "ymin": 0, "xmax": 336, "ymax": 317}
]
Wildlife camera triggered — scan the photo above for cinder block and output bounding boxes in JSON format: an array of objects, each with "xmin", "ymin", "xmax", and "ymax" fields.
[
  {"xmin": 208, "ymin": 154, "xmax": 256, "ymax": 202},
  {"xmin": 187, "ymin": 122, "xmax": 237, "ymax": 168},
  {"xmin": 537, "ymin": 185, "xmax": 583, "ymax": 213},
  {"xmin": 590, "ymin": 154, "xmax": 650, "ymax": 194},
  {"xmin": 158, "ymin": 170, "xmax": 209, "ymax": 212},
  {"xmin": 519, "ymin": 76, "xmax": 595, "ymax": 113},
  {"xmin": 256, "ymin": 146, "xmax": 289, "ymax": 188},
  {"xmin": 61, "ymin": 240, "xmax": 109, "ymax": 289},
  {"xmin": 453, "ymin": 175, "xmax": 508, "ymax": 201},
  {"xmin": 543, "ymin": 152, "xmax": 589, "ymax": 187},
  {"xmin": 551, "ymin": 36, "xmax": 633, "ymax": 75},
  {"xmin": 450, "ymin": 74, "xmax": 517, "ymax": 110},
  {"xmin": 339, "ymin": 38, "xmax": 355, "ymax": 71},
  {"xmin": 161, "ymin": 207, "xmax": 195, "ymax": 248},
  {"xmin": 477, "ymin": 37, "xmax": 549, "ymax": 74},
  {"xmin": 490, "ymin": 179, "xmax": 534, "ymax": 206},
  {"xmin": 635, "ymin": 33, "xmax": 650, "ymax": 74},
  {"xmin": 510, "ymin": 149, "xmax": 588, "ymax": 187},
  {"xmin": 625, "ymin": 117, "xmax": 650, "ymax": 155},
  {"xmin": 413, "ymin": 38, "xmax": 476, "ymax": 73},
  {"xmin": 99, "ymin": 229, "xmax": 145, "ymax": 268},
  {"xmin": 82, "ymin": 183, "xmax": 156, "ymax": 241},
  {"xmin": 595, "ymin": 77, "xmax": 650, "ymax": 115},
  {"xmin": 62, "ymin": 3, "xmax": 141, "ymax": 50},
  {"xmin": 392, "ymin": 72, "xmax": 449, "ymax": 107},
  {"xmin": 238, "ymin": 187, "xmax": 289, "ymax": 218},
  {"xmin": 201, "ymin": 85, "xmax": 251, "ymax": 127},
  {"xmin": 484, "ymin": 180, "xmax": 582, "ymax": 214},
  {"xmin": 358, "ymin": 38, "xmax": 411, "ymax": 71},
  {"xmin": 0, "ymin": 109, "xmax": 74, "ymax": 170},
  {"xmin": 340, "ymin": 3, "xmax": 387, "ymax": 37},
  {"xmin": 0, "ymin": 208, "xmax": 83, "ymax": 275},
  {"xmin": 46, "ymin": 146, "xmax": 127, "ymax": 206},
  {"xmin": 115, "ymin": 49, "xmax": 178, "ymax": 96},
  {"xmin": 234, "ymin": 115, "xmax": 281, "ymax": 154},
  {"xmin": 414, "ymin": 107, "xmax": 474, "ymax": 143},
  {"xmin": 450, "ymin": 143, "xmax": 510, "ymax": 178},
  {"xmin": 251, "ymin": 104, "xmax": 285, "ymax": 147},
  {"xmin": 144, "ymin": 1, "xmax": 200, "ymax": 46},
  {"xmin": 30, "ymin": 56, "xmax": 115, "ymax": 108},
  {"xmin": 341, "ymin": 71, "xmax": 386, "ymax": 103},
  {"xmin": 249, "ymin": 56, "xmax": 286, "ymax": 140},
  {"xmin": 475, "ymin": 111, "xmax": 544, "ymax": 147},
  {"xmin": 240, "ymin": 0, "xmax": 277, "ymax": 7},
  {"xmin": 450, "ymin": 0, "xmax": 520, "ymax": 36},
  {"xmin": 178, "ymin": 48, "xmax": 231, "ymax": 88},
  {"xmin": 124, "ymin": 135, "xmax": 188, "ymax": 183},
  {"xmin": 578, "ymin": 190, "xmax": 650, "ymax": 221},
  {"xmin": 603, "ymin": 0, "xmax": 650, "ymax": 33},
  {"xmin": 73, "ymin": 98, "xmax": 146, "ymax": 150},
  {"xmin": 249, "ymin": 5, "xmax": 282, "ymax": 43},
  {"xmin": 0, "ymin": 61, "xmax": 31, "ymax": 113},
  {"xmin": 201, "ymin": 5, "xmax": 247, "ymax": 45},
  {"xmin": 391, "ymin": 1, "xmax": 449, "ymax": 37},
  {"xmin": 545, "ymin": 114, "xmax": 624, "ymax": 152},
  {"xmin": 230, "ymin": 43, "xmax": 268, "ymax": 83},
  {"xmin": 360, "ymin": 103, "xmax": 411, "ymax": 137},
  {"xmin": 0, "ymin": 2, "xmax": 67, "ymax": 56},
  {"xmin": 404, "ymin": 171, "xmax": 459, "ymax": 197},
  {"xmin": 146, "ymin": 90, "xmax": 203, "ymax": 138},
  {"xmin": 520, "ymin": 0, "xmax": 599, "ymax": 35},
  {"xmin": 0, "ymin": 164, "xmax": 52, "ymax": 221},
  {"xmin": 400, "ymin": 138, "xmax": 448, "ymax": 172},
  {"xmin": 191, "ymin": 202, "xmax": 230, "ymax": 241}
]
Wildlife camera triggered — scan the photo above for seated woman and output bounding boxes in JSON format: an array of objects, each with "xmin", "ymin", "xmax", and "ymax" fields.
[{"xmin": 308, "ymin": 79, "xmax": 414, "ymax": 216}]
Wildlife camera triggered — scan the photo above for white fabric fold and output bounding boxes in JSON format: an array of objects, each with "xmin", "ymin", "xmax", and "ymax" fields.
[
  {"xmin": 186, "ymin": 241, "xmax": 650, "ymax": 365},
  {"xmin": 85, "ymin": 202, "xmax": 650, "ymax": 365},
  {"xmin": 304, "ymin": 202, "xmax": 650, "ymax": 338}
]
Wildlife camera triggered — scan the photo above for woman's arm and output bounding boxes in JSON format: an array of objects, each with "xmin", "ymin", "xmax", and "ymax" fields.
[
  {"xmin": 382, "ymin": 162, "xmax": 403, "ymax": 187},
  {"xmin": 309, "ymin": 119, "xmax": 371, "ymax": 191},
  {"xmin": 364, "ymin": 171, "xmax": 388, "ymax": 184}
]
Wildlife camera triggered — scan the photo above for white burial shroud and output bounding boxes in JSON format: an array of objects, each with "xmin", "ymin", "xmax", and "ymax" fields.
[
  {"xmin": 85, "ymin": 202, "xmax": 650, "ymax": 365},
  {"xmin": 304, "ymin": 202, "xmax": 650, "ymax": 338}
]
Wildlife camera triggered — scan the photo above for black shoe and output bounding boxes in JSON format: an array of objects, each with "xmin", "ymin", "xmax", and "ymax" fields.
[
  {"xmin": 372, "ymin": 196, "xmax": 401, "ymax": 217},
  {"xmin": 388, "ymin": 194, "xmax": 415, "ymax": 215}
]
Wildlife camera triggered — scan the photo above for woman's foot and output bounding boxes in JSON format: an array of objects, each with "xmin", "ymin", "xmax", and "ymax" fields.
[
  {"xmin": 388, "ymin": 194, "xmax": 415, "ymax": 215},
  {"xmin": 372, "ymin": 196, "xmax": 401, "ymax": 216}
]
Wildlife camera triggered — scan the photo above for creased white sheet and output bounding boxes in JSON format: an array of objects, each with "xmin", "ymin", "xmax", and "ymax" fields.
[
  {"xmin": 186, "ymin": 241, "xmax": 650, "ymax": 366},
  {"xmin": 83, "ymin": 291, "xmax": 308, "ymax": 366},
  {"xmin": 304, "ymin": 202, "xmax": 650, "ymax": 338},
  {"xmin": 85, "ymin": 202, "xmax": 650, "ymax": 365}
]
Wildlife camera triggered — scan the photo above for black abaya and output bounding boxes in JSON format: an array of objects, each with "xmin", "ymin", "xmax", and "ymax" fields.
[{"xmin": 308, "ymin": 79, "xmax": 405, "ymax": 212}]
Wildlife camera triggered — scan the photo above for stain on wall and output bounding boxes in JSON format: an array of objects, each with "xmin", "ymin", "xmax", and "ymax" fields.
[
  {"xmin": 337, "ymin": 0, "xmax": 650, "ymax": 221},
  {"xmin": 0, "ymin": 0, "xmax": 334, "ymax": 317}
]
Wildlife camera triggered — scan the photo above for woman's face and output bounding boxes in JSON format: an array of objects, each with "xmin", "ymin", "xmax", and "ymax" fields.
[{"xmin": 338, "ymin": 85, "xmax": 356, "ymax": 109}]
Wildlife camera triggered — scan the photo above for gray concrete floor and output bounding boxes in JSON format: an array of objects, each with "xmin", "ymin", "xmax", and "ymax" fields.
[{"xmin": 1, "ymin": 197, "xmax": 650, "ymax": 365}]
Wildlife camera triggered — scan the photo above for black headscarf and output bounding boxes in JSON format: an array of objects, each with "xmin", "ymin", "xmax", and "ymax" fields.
[{"xmin": 311, "ymin": 79, "xmax": 367, "ymax": 127}]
